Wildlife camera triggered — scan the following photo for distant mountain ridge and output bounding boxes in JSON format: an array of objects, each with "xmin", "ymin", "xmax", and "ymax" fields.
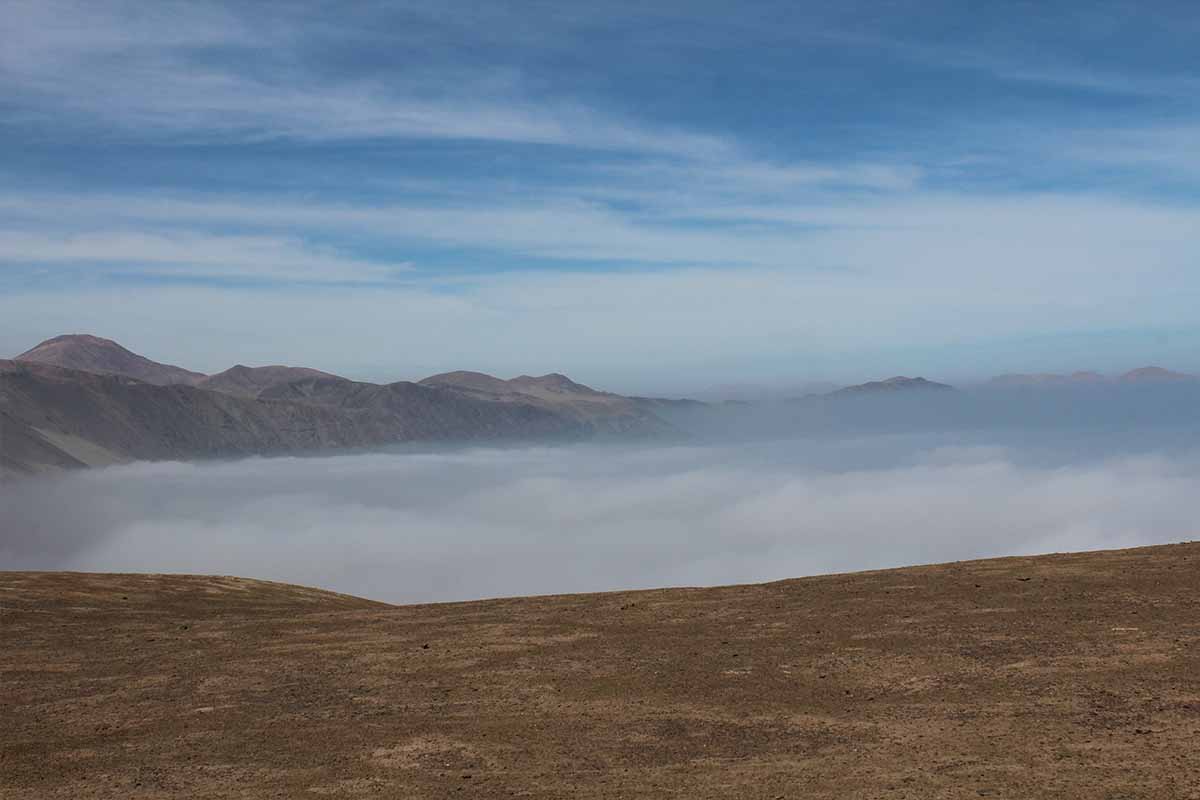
[
  {"xmin": 0, "ymin": 335, "xmax": 683, "ymax": 477},
  {"xmin": 16, "ymin": 334, "xmax": 206, "ymax": 386},
  {"xmin": 986, "ymin": 366, "xmax": 1197, "ymax": 387},
  {"xmin": 7, "ymin": 334, "xmax": 1199, "ymax": 478},
  {"xmin": 419, "ymin": 370, "xmax": 669, "ymax": 433},
  {"xmin": 1117, "ymin": 366, "xmax": 1196, "ymax": 383},
  {"xmin": 196, "ymin": 365, "xmax": 341, "ymax": 397},
  {"xmin": 15, "ymin": 335, "xmax": 343, "ymax": 395},
  {"xmin": 829, "ymin": 376, "xmax": 954, "ymax": 396},
  {"xmin": 815, "ymin": 367, "xmax": 1197, "ymax": 396}
]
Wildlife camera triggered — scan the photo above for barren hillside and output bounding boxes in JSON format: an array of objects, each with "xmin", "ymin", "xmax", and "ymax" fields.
[
  {"xmin": 4, "ymin": 543, "xmax": 1199, "ymax": 798},
  {"xmin": 0, "ymin": 356, "xmax": 674, "ymax": 476},
  {"xmin": 15, "ymin": 335, "xmax": 206, "ymax": 386}
]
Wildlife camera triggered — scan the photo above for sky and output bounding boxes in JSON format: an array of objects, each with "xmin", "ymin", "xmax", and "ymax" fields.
[{"xmin": 2, "ymin": 0, "xmax": 1198, "ymax": 394}]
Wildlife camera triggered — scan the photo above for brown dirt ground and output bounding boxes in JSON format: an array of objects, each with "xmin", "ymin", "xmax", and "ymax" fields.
[{"xmin": 3, "ymin": 543, "xmax": 1200, "ymax": 799}]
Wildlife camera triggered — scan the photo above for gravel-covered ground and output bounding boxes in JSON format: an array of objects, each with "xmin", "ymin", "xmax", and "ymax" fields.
[{"xmin": 3, "ymin": 542, "xmax": 1199, "ymax": 799}]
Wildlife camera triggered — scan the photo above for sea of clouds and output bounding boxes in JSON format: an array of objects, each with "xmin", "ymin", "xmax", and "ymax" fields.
[{"xmin": 4, "ymin": 422, "xmax": 1199, "ymax": 603}]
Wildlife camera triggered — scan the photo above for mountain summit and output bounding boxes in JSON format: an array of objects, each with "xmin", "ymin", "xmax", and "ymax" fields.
[
  {"xmin": 830, "ymin": 376, "xmax": 954, "ymax": 396},
  {"xmin": 2, "ymin": 336, "xmax": 679, "ymax": 476},
  {"xmin": 421, "ymin": 370, "xmax": 668, "ymax": 432},
  {"xmin": 16, "ymin": 334, "xmax": 206, "ymax": 386}
]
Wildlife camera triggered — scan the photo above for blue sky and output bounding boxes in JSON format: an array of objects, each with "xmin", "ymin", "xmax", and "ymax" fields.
[{"xmin": 1, "ymin": 0, "xmax": 1198, "ymax": 393}]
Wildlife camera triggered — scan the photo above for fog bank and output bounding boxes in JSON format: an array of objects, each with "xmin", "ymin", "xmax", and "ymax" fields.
[{"xmin": 4, "ymin": 431, "xmax": 1198, "ymax": 603}]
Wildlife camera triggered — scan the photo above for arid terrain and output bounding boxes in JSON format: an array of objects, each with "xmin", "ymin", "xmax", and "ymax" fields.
[
  {"xmin": 0, "ymin": 335, "xmax": 677, "ymax": 477},
  {"xmin": 3, "ymin": 542, "xmax": 1199, "ymax": 799}
]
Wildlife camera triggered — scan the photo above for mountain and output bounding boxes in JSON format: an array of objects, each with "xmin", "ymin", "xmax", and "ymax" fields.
[
  {"xmin": 828, "ymin": 376, "xmax": 954, "ymax": 396},
  {"xmin": 420, "ymin": 370, "xmax": 673, "ymax": 435},
  {"xmin": 1118, "ymin": 366, "xmax": 1197, "ymax": 383},
  {"xmin": 259, "ymin": 375, "xmax": 601, "ymax": 440},
  {"xmin": 1, "ymin": 339, "xmax": 677, "ymax": 477},
  {"xmin": 0, "ymin": 359, "xmax": 376, "ymax": 474},
  {"xmin": 417, "ymin": 370, "xmax": 515, "ymax": 394},
  {"xmin": 0, "ymin": 409, "xmax": 91, "ymax": 475},
  {"xmin": 508, "ymin": 372, "xmax": 597, "ymax": 396},
  {"xmin": 421, "ymin": 370, "xmax": 600, "ymax": 400},
  {"xmin": 15, "ymin": 334, "xmax": 206, "ymax": 386},
  {"xmin": 4, "ymin": 542, "xmax": 1197, "ymax": 798},
  {"xmin": 985, "ymin": 367, "xmax": 1197, "ymax": 387},
  {"xmin": 195, "ymin": 364, "xmax": 341, "ymax": 397}
]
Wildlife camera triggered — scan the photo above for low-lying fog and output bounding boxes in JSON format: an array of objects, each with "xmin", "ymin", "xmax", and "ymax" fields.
[{"xmin": 5, "ymin": 387, "xmax": 1200, "ymax": 603}]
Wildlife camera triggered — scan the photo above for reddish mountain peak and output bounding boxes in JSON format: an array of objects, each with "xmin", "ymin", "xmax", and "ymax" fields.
[
  {"xmin": 510, "ymin": 373, "xmax": 596, "ymax": 394},
  {"xmin": 15, "ymin": 334, "xmax": 205, "ymax": 386}
]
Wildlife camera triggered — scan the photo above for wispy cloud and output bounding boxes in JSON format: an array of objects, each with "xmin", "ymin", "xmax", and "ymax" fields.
[
  {"xmin": 0, "ymin": 230, "xmax": 412, "ymax": 282},
  {"xmin": 2, "ymin": 186, "xmax": 1195, "ymax": 278},
  {"xmin": 2, "ymin": 227, "xmax": 1197, "ymax": 387},
  {"xmin": 1, "ymin": 0, "xmax": 733, "ymax": 157},
  {"xmin": 2, "ymin": 0, "xmax": 1197, "ymax": 383},
  {"xmin": 1058, "ymin": 125, "xmax": 1200, "ymax": 178}
]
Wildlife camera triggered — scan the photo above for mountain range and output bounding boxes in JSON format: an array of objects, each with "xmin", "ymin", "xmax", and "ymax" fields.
[
  {"xmin": 0, "ymin": 335, "xmax": 677, "ymax": 477},
  {"xmin": 828, "ymin": 375, "xmax": 954, "ymax": 396},
  {"xmin": 4, "ymin": 334, "xmax": 1197, "ymax": 477},
  {"xmin": 986, "ymin": 366, "xmax": 1197, "ymax": 387}
]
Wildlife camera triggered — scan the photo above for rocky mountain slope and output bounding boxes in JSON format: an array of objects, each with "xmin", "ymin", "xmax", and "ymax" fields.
[
  {"xmin": 16, "ymin": 334, "xmax": 206, "ymax": 386},
  {"xmin": 0, "ymin": 359, "xmax": 377, "ymax": 474},
  {"xmin": 1, "ymin": 337, "xmax": 679, "ymax": 477},
  {"xmin": 829, "ymin": 376, "xmax": 954, "ymax": 396},
  {"xmin": 259, "ymin": 374, "xmax": 597, "ymax": 440},
  {"xmin": 420, "ymin": 370, "xmax": 671, "ymax": 434},
  {"xmin": 4, "ymin": 542, "xmax": 1198, "ymax": 798},
  {"xmin": 194, "ymin": 364, "xmax": 341, "ymax": 397}
]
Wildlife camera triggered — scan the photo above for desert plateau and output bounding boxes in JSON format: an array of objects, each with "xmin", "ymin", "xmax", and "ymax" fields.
[{"xmin": 4, "ymin": 543, "xmax": 1199, "ymax": 799}]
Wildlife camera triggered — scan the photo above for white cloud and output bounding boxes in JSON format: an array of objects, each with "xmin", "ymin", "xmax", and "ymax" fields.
[
  {"xmin": 3, "ymin": 186, "xmax": 1196, "ymax": 276},
  {"xmin": 820, "ymin": 25, "xmax": 1200, "ymax": 99},
  {"xmin": 0, "ymin": 187, "xmax": 1197, "ymax": 389},
  {"xmin": 1059, "ymin": 126, "xmax": 1200, "ymax": 178},
  {"xmin": 3, "ymin": 439, "xmax": 1196, "ymax": 603},
  {"xmin": 0, "ymin": 230, "xmax": 411, "ymax": 281},
  {"xmin": 2, "ymin": 1, "xmax": 1198, "ymax": 386},
  {"xmin": 2, "ymin": 189, "xmax": 1196, "ymax": 348},
  {"xmin": 0, "ymin": 0, "xmax": 733, "ymax": 157},
  {"xmin": 0, "ymin": 242, "xmax": 1197, "ymax": 390}
]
